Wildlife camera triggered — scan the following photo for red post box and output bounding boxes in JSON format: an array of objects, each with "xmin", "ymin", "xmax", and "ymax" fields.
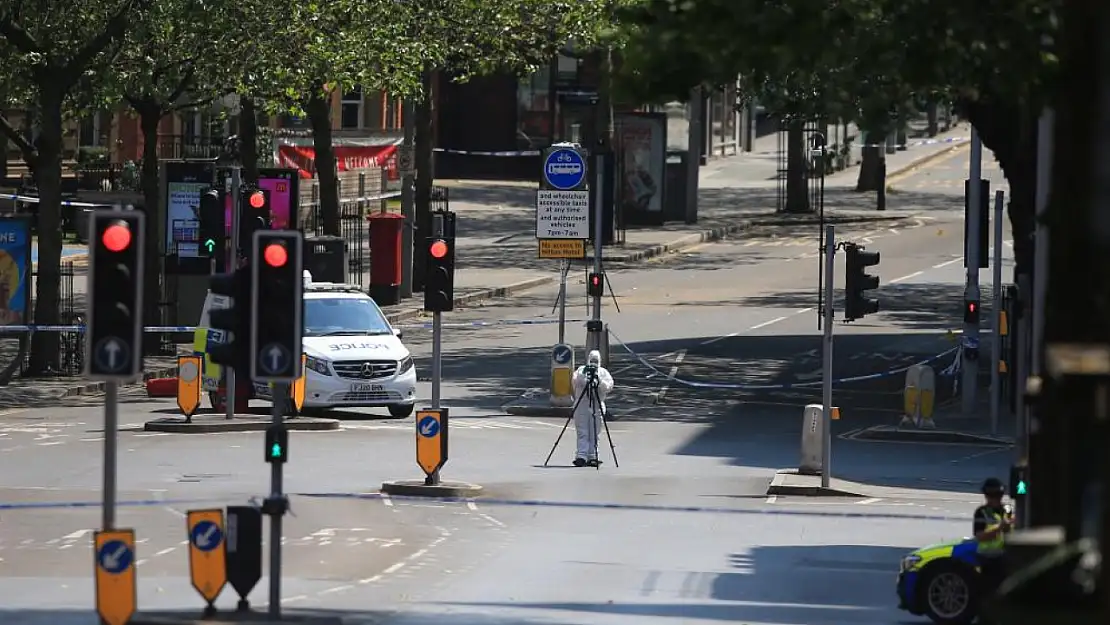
[{"xmin": 368, "ymin": 212, "xmax": 404, "ymax": 305}]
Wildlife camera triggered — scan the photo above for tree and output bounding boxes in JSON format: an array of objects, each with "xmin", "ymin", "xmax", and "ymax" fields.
[
  {"xmin": 104, "ymin": 0, "xmax": 242, "ymax": 330},
  {"xmin": 615, "ymin": 0, "xmax": 1059, "ymax": 267},
  {"xmin": 0, "ymin": 0, "xmax": 148, "ymax": 373}
]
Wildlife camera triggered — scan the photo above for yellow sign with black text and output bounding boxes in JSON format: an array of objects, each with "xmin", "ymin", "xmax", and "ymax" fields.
[{"xmin": 538, "ymin": 239, "xmax": 586, "ymax": 259}]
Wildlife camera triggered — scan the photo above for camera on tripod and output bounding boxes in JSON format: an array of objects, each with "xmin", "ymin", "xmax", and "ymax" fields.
[{"xmin": 583, "ymin": 363, "xmax": 599, "ymax": 382}]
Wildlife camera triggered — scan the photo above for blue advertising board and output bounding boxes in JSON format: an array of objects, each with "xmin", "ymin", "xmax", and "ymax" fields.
[{"xmin": 0, "ymin": 217, "xmax": 31, "ymax": 327}]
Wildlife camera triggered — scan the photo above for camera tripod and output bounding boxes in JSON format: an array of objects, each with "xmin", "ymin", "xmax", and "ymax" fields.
[{"xmin": 543, "ymin": 371, "xmax": 619, "ymax": 469}]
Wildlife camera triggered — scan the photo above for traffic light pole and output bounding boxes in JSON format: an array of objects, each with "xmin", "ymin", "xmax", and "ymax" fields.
[
  {"xmin": 821, "ymin": 225, "xmax": 835, "ymax": 489},
  {"xmin": 429, "ymin": 216, "xmax": 445, "ymax": 486},
  {"xmin": 587, "ymin": 162, "xmax": 604, "ymax": 356},
  {"xmin": 962, "ymin": 129, "xmax": 983, "ymax": 416},
  {"xmin": 227, "ymin": 168, "xmax": 242, "ymax": 420},
  {"xmin": 990, "ymin": 190, "xmax": 1005, "ymax": 435},
  {"xmin": 268, "ymin": 384, "xmax": 286, "ymax": 617},
  {"xmin": 102, "ymin": 381, "xmax": 118, "ymax": 529}
]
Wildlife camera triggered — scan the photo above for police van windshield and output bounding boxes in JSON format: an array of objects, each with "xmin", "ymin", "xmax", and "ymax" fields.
[{"xmin": 304, "ymin": 298, "xmax": 393, "ymax": 337}]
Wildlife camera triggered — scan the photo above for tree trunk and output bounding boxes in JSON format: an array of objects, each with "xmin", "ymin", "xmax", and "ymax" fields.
[
  {"xmin": 784, "ymin": 119, "xmax": 809, "ymax": 213},
  {"xmin": 138, "ymin": 102, "xmax": 164, "ymax": 344},
  {"xmin": 856, "ymin": 123, "xmax": 888, "ymax": 192},
  {"xmin": 305, "ymin": 91, "xmax": 340, "ymax": 236},
  {"xmin": 240, "ymin": 97, "xmax": 259, "ymax": 184},
  {"xmin": 27, "ymin": 92, "xmax": 64, "ymax": 374},
  {"xmin": 412, "ymin": 71, "xmax": 435, "ymax": 292}
]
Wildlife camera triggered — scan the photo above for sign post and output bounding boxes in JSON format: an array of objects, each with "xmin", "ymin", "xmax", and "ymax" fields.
[
  {"xmin": 187, "ymin": 509, "xmax": 227, "ymax": 616},
  {"xmin": 94, "ymin": 529, "xmax": 137, "ymax": 625},
  {"xmin": 537, "ymin": 144, "xmax": 589, "ymax": 260},
  {"xmin": 225, "ymin": 505, "xmax": 263, "ymax": 611}
]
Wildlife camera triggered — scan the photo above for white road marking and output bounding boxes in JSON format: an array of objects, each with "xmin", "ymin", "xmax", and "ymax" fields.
[
  {"xmin": 889, "ymin": 271, "xmax": 924, "ymax": 284},
  {"xmin": 750, "ymin": 315, "xmax": 788, "ymax": 330},
  {"xmin": 655, "ymin": 350, "xmax": 686, "ymax": 402},
  {"xmin": 153, "ymin": 547, "xmax": 176, "ymax": 557},
  {"xmin": 932, "ymin": 257, "xmax": 962, "ymax": 269},
  {"xmin": 381, "ymin": 495, "xmax": 393, "ymax": 507},
  {"xmin": 62, "ymin": 529, "xmax": 92, "ymax": 540},
  {"xmin": 765, "ymin": 495, "xmax": 777, "ymax": 504},
  {"xmin": 856, "ymin": 498, "xmax": 882, "ymax": 505}
]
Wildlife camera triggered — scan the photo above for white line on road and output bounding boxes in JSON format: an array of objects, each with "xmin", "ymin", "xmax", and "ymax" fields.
[
  {"xmin": 765, "ymin": 495, "xmax": 777, "ymax": 504},
  {"xmin": 700, "ymin": 308, "xmax": 813, "ymax": 347},
  {"xmin": 856, "ymin": 498, "xmax": 882, "ymax": 505},
  {"xmin": 62, "ymin": 529, "xmax": 92, "ymax": 540},
  {"xmin": 153, "ymin": 547, "xmax": 176, "ymax": 557},
  {"xmin": 381, "ymin": 494, "xmax": 393, "ymax": 507},
  {"xmin": 889, "ymin": 271, "xmax": 924, "ymax": 284},
  {"xmin": 932, "ymin": 257, "xmax": 962, "ymax": 269},
  {"xmin": 750, "ymin": 315, "xmax": 788, "ymax": 330},
  {"xmin": 655, "ymin": 350, "xmax": 686, "ymax": 403}
]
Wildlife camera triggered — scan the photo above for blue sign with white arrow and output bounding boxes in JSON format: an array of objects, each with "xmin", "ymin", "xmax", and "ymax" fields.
[
  {"xmin": 543, "ymin": 148, "xmax": 586, "ymax": 190},
  {"xmin": 97, "ymin": 540, "xmax": 134, "ymax": 574},
  {"xmin": 190, "ymin": 520, "xmax": 223, "ymax": 552},
  {"xmin": 552, "ymin": 344, "xmax": 572, "ymax": 365},
  {"xmin": 417, "ymin": 415, "xmax": 440, "ymax": 438}
]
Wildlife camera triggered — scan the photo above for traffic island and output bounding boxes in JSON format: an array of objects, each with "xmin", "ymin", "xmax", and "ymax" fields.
[
  {"xmin": 143, "ymin": 416, "xmax": 339, "ymax": 434},
  {"xmin": 765, "ymin": 469, "xmax": 871, "ymax": 498},
  {"xmin": 380, "ymin": 479, "xmax": 484, "ymax": 498},
  {"xmin": 131, "ymin": 609, "xmax": 345, "ymax": 624},
  {"xmin": 845, "ymin": 424, "xmax": 1012, "ymax": 447},
  {"xmin": 502, "ymin": 395, "xmax": 638, "ymax": 420}
]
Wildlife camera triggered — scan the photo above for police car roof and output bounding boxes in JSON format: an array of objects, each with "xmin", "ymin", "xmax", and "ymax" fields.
[{"xmin": 305, "ymin": 282, "xmax": 367, "ymax": 295}]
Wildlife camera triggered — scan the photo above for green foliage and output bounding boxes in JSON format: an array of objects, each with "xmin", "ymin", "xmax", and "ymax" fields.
[{"xmin": 615, "ymin": 0, "xmax": 1060, "ymax": 121}]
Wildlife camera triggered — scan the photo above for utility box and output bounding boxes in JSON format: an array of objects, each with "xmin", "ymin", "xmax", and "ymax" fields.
[{"xmin": 303, "ymin": 236, "xmax": 347, "ymax": 284}]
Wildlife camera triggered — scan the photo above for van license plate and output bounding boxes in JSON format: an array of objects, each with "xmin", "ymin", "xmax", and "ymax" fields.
[{"xmin": 352, "ymin": 384, "xmax": 384, "ymax": 392}]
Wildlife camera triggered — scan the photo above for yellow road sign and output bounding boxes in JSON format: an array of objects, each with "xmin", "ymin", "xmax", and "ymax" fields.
[
  {"xmin": 94, "ymin": 529, "xmax": 137, "ymax": 625},
  {"xmin": 538, "ymin": 239, "xmax": 585, "ymax": 259},
  {"xmin": 290, "ymin": 353, "xmax": 307, "ymax": 411},
  {"xmin": 999, "ymin": 310, "xmax": 1009, "ymax": 336},
  {"xmin": 415, "ymin": 408, "xmax": 449, "ymax": 476},
  {"xmin": 177, "ymin": 355, "xmax": 203, "ymax": 417},
  {"xmin": 187, "ymin": 509, "xmax": 227, "ymax": 604}
]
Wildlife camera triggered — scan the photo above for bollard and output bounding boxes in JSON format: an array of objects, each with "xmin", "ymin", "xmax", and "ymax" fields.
[
  {"xmin": 901, "ymin": 365, "xmax": 922, "ymax": 427},
  {"xmin": 549, "ymin": 343, "xmax": 575, "ymax": 407},
  {"xmin": 917, "ymin": 365, "xmax": 936, "ymax": 428},
  {"xmin": 799, "ymin": 404, "xmax": 824, "ymax": 475}
]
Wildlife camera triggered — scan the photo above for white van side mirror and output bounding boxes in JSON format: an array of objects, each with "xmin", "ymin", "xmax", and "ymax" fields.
[{"xmin": 392, "ymin": 328, "xmax": 403, "ymax": 339}]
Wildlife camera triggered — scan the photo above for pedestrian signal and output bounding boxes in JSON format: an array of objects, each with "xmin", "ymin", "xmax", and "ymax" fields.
[{"xmin": 587, "ymin": 272, "xmax": 604, "ymax": 298}]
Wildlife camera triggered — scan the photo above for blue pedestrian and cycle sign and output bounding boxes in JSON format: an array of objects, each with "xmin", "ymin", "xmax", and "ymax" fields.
[
  {"xmin": 542, "ymin": 147, "xmax": 587, "ymax": 190},
  {"xmin": 418, "ymin": 415, "xmax": 440, "ymax": 438}
]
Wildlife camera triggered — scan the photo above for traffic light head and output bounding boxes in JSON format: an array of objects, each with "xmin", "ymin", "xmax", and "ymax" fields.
[
  {"xmin": 587, "ymin": 272, "xmax": 604, "ymax": 298},
  {"xmin": 239, "ymin": 187, "xmax": 271, "ymax": 253},
  {"xmin": 248, "ymin": 190, "xmax": 266, "ymax": 209},
  {"xmin": 265, "ymin": 426, "xmax": 288, "ymax": 463},
  {"xmin": 844, "ymin": 244, "xmax": 880, "ymax": 321},
  {"xmin": 250, "ymin": 231, "xmax": 304, "ymax": 382},
  {"xmin": 198, "ymin": 187, "xmax": 224, "ymax": 258},
  {"xmin": 206, "ymin": 270, "xmax": 251, "ymax": 370},
  {"xmin": 86, "ymin": 212, "xmax": 146, "ymax": 379},
  {"xmin": 423, "ymin": 236, "xmax": 455, "ymax": 312},
  {"xmin": 1009, "ymin": 465, "xmax": 1028, "ymax": 499},
  {"xmin": 964, "ymin": 300, "xmax": 980, "ymax": 324}
]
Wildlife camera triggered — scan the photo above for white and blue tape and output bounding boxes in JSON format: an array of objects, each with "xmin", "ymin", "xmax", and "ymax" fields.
[{"xmin": 0, "ymin": 317, "xmax": 579, "ymax": 334}]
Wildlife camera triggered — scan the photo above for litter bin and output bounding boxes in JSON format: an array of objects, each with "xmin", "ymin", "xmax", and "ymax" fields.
[
  {"xmin": 303, "ymin": 236, "xmax": 348, "ymax": 284},
  {"xmin": 664, "ymin": 150, "xmax": 688, "ymax": 223},
  {"xmin": 368, "ymin": 212, "xmax": 404, "ymax": 306}
]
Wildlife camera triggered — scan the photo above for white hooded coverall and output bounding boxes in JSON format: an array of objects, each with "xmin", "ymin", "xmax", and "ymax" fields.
[{"xmin": 571, "ymin": 350, "xmax": 614, "ymax": 460}]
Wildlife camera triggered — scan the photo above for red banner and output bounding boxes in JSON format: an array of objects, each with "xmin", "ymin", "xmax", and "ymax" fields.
[{"xmin": 277, "ymin": 144, "xmax": 399, "ymax": 180}]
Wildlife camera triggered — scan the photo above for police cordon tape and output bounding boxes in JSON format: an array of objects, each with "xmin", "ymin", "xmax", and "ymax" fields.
[
  {"xmin": 2, "ymin": 190, "xmax": 403, "ymax": 208},
  {"xmin": 433, "ymin": 137, "xmax": 968, "ymax": 158},
  {"xmin": 607, "ymin": 328, "xmax": 963, "ymax": 391},
  {"xmin": 0, "ymin": 317, "xmax": 583, "ymax": 334}
]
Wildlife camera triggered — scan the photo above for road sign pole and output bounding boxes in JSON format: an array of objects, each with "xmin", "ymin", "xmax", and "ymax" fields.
[
  {"xmin": 102, "ymin": 381, "xmax": 119, "ymax": 530},
  {"xmin": 962, "ymin": 129, "xmax": 983, "ymax": 416},
  {"xmin": 429, "ymin": 312, "xmax": 442, "ymax": 485},
  {"xmin": 990, "ymin": 190, "xmax": 1005, "ymax": 435},
  {"xmin": 268, "ymin": 383, "xmax": 285, "ymax": 618},
  {"xmin": 821, "ymin": 225, "xmax": 835, "ymax": 489},
  {"xmin": 588, "ymin": 153, "xmax": 604, "ymax": 353},
  {"xmin": 557, "ymin": 260, "xmax": 568, "ymax": 344},
  {"xmin": 226, "ymin": 167, "xmax": 242, "ymax": 420}
]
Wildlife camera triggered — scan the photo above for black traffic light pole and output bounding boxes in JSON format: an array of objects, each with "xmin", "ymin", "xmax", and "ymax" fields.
[
  {"xmin": 226, "ymin": 167, "xmax": 241, "ymax": 420},
  {"xmin": 86, "ymin": 210, "xmax": 146, "ymax": 531}
]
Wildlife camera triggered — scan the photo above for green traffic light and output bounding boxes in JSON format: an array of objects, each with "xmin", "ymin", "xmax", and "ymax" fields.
[
  {"xmin": 1016, "ymin": 481, "xmax": 1027, "ymax": 495},
  {"xmin": 270, "ymin": 443, "xmax": 282, "ymax": 458},
  {"xmin": 204, "ymin": 239, "xmax": 216, "ymax": 253}
]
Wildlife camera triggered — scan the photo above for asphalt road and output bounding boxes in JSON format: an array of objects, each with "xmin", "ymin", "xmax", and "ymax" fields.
[{"xmin": 0, "ymin": 206, "xmax": 1014, "ymax": 624}]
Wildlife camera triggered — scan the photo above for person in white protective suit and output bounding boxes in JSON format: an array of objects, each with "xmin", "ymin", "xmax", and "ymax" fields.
[{"xmin": 570, "ymin": 350, "xmax": 614, "ymax": 467}]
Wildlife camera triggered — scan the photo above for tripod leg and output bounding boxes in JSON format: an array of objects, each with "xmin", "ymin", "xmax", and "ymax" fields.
[
  {"xmin": 602, "ymin": 270, "xmax": 621, "ymax": 313},
  {"xmin": 600, "ymin": 402, "xmax": 619, "ymax": 468},
  {"xmin": 543, "ymin": 382, "xmax": 587, "ymax": 467}
]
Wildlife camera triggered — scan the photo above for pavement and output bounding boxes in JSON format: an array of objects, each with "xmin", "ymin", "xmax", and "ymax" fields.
[
  {"xmin": 0, "ymin": 156, "xmax": 1016, "ymax": 623},
  {"xmin": 0, "ymin": 124, "xmax": 972, "ymax": 407}
]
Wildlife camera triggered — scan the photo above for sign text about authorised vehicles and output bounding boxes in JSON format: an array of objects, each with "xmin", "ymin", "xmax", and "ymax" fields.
[{"xmin": 535, "ymin": 190, "xmax": 589, "ymax": 239}]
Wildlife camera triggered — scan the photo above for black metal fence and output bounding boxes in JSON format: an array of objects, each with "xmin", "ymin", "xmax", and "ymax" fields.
[{"xmin": 2, "ymin": 262, "xmax": 83, "ymax": 381}]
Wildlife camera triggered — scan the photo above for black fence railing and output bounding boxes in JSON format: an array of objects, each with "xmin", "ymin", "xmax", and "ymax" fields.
[{"xmin": 0, "ymin": 262, "xmax": 83, "ymax": 383}]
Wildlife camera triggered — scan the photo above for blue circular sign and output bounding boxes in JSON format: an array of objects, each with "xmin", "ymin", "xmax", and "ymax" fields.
[
  {"xmin": 552, "ymin": 345, "xmax": 572, "ymax": 365},
  {"xmin": 543, "ymin": 148, "xmax": 586, "ymax": 190},
  {"xmin": 97, "ymin": 540, "xmax": 134, "ymax": 574},
  {"xmin": 417, "ymin": 415, "xmax": 440, "ymax": 438},
  {"xmin": 190, "ymin": 520, "xmax": 223, "ymax": 552}
]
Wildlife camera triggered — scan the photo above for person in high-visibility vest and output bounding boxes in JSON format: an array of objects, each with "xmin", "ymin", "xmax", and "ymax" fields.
[{"xmin": 973, "ymin": 477, "xmax": 1013, "ymax": 597}]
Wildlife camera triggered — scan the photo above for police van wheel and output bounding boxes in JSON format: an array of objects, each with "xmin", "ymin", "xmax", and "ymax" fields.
[
  {"xmin": 919, "ymin": 561, "xmax": 977, "ymax": 625},
  {"xmin": 388, "ymin": 404, "xmax": 414, "ymax": 419}
]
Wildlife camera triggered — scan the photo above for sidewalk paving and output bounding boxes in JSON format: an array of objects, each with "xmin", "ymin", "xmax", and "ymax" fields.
[{"xmin": 0, "ymin": 128, "xmax": 972, "ymax": 404}]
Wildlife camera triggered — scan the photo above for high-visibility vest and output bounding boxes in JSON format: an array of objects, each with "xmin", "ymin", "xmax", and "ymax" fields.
[{"xmin": 977, "ymin": 508, "xmax": 1007, "ymax": 553}]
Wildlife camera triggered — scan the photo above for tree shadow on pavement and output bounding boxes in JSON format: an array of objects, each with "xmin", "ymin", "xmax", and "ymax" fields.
[{"xmin": 0, "ymin": 607, "xmax": 593, "ymax": 625}]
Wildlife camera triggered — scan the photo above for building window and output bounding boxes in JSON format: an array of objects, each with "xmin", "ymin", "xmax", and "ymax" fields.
[
  {"xmin": 78, "ymin": 114, "xmax": 101, "ymax": 147},
  {"xmin": 517, "ymin": 67, "xmax": 551, "ymax": 149},
  {"xmin": 341, "ymin": 86, "xmax": 363, "ymax": 129}
]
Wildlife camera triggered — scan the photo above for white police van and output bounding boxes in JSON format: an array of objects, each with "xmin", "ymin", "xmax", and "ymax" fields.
[{"xmin": 193, "ymin": 272, "xmax": 418, "ymax": 417}]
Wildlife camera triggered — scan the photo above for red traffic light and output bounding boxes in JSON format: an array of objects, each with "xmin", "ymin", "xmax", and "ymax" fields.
[
  {"xmin": 967, "ymin": 302, "xmax": 977, "ymax": 313},
  {"xmin": 590, "ymin": 275, "xmax": 600, "ymax": 286},
  {"xmin": 102, "ymin": 223, "xmax": 132, "ymax": 252},
  {"xmin": 429, "ymin": 239, "xmax": 449, "ymax": 259},
  {"xmin": 263, "ymin": 243, "xmax": 288, "ymax": 267},
  {"xmin": 248, "ymin": 191, "xmax": 266, "ymax": 209}
]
